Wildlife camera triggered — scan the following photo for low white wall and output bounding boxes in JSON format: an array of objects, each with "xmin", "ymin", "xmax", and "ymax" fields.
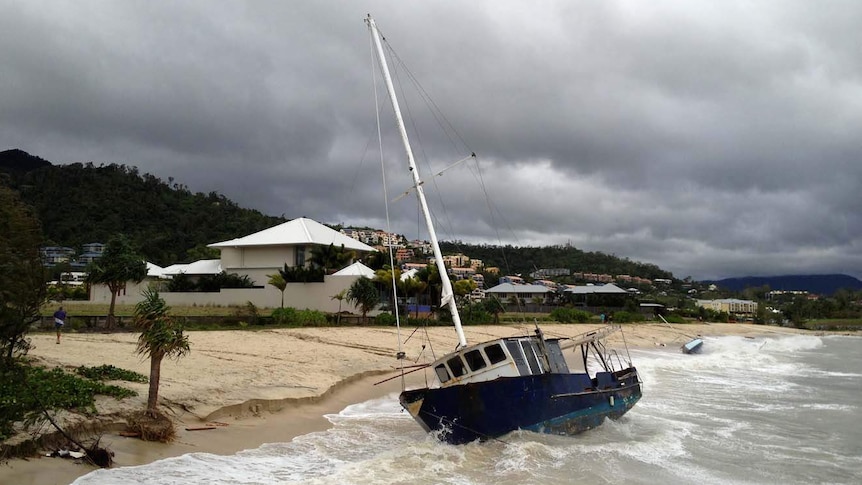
[{"xmin": 87, "ymin": 275, "xmax": 365, "ymax": 313}]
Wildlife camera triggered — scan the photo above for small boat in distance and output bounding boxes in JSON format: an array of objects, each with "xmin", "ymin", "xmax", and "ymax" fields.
[
  {"xmin": 366, "ymin": 15, "xmax": 642, "ymax": 444},
  {"xmin": 682, "ymin": 338, "xmax": 704, "ymax": 354}
]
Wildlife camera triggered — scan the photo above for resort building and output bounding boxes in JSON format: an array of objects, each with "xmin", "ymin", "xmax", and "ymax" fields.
[{"xmin": 696, "ymin": 298, "xmax": 758, "ymax": 316}]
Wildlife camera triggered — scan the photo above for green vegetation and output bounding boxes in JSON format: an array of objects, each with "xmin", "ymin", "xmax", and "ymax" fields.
[
  {"xmin": 550, "ymin": 308, "xmax": 594, "ymax": 323},
  {"xmin": 167, "ymin": 271, "xmax": 255, "ymax": 292},
  {"xmin": 270, "ymin": 307, "xmax": 328, "ymax": 326},
  {"xmin": 268, "ymin": 273, "xmax": 287, "ymax": 308},
  {"xmin": 1, "ymin": 152, "xmax": 284, "ymax": 266},
  {"xmin": 1, "ymin": 364, "xmax": 137, "ymax": 441},
  {"xmin": 76, "ymin": 365, "xmax": 148, "ymax": 383},
  {"xmin": 0, "ymin": 184, "xmax": 47, "ymax": 361},
  {"xmin": 440, "ymin": 241, "xmax": 672, "ymax": 283},
  {"xmin": 85, "ymin": 235, "xmax": 148, "ymax": 329},
  {"xmin": 347, "ymin": 277, "xmax": 380, "ymax": 324}
]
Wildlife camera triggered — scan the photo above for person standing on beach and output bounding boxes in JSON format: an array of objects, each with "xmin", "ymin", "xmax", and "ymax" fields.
[{"xmin": 53, "ymin": 306, "xmax": 66, "ymax": 344}]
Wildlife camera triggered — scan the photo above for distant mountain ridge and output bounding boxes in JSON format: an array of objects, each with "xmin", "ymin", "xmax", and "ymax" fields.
[{"xmin": 704, "ymin": 274, "xmax": 862, "ymax": 295}]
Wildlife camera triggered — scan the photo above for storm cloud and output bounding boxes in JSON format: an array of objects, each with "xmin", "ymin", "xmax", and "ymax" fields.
[{"xmin": 2, "ymin": 0, "xmax": 860, "ymax": 280}]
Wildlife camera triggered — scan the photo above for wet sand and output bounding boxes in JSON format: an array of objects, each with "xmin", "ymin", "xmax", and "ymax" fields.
[{"xmin": 1, "ymin": 323, "xmax": 812, "ymax": 484}]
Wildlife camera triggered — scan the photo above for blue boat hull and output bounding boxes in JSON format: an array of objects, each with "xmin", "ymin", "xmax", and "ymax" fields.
[{"xmin": 400, "ymin": 368, "xmax": 641, "ymax": 444}]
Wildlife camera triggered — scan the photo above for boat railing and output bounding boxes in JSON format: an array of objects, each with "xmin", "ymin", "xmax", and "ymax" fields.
[
  {"xmin": 559, "ymin": 324, "xmax": 621, "ymax": 351},
  {"xmin": 607, "ymin": 349, "xmax": 633, "ymax": 372}
]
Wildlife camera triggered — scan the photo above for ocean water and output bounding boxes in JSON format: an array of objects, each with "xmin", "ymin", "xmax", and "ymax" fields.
[{"xmin": 73, "ymin": 335, "xmax": 861, "ymax": 485}]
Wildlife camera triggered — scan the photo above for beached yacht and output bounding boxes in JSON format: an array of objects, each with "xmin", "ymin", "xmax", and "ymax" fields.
[{"xmin": 366, "ymin": 14, "xmax": 642, "ymax": 444}]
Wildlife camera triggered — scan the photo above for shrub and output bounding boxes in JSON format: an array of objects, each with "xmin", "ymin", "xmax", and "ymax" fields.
[
  {"xmin": 461, "ymin": 309, "xmax": 491, "ymax": 325},
  {"xmin": 610, "ymin": 311, "xmax": 642, "ymax": 323},
  {"xmin": 0, "ymin": 364, "xmax": 137, "ymax": 441},
  {"xmin": 271, "ymin": 307, "xmax": 297, "ymax": 325},
  {"xmin": 295, "ymin": 309, "xmax": 327, "ymax": 326},
  {"xmin": 550, "ymin": 308, "xmax": 593, "ymax": 323},
  {"xmin": 76, "ymin": 365, "xmax": 148, "ymax": 383},
  {"xmin": 662, "ymin": 314, "xmax": 686, "ymax": 324},
  {"xmin": 270, "ymin": 307, "xmax": 327, "ymax": 327},
  {"xmin": 234, "ymin": 301, "xmax": 260, "ymax": 325},
  {"xmin": 375, "ymin": 312, "xmax": 397, "ymax": 326}
]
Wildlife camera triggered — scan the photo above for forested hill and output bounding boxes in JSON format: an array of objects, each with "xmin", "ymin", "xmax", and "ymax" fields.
[
  {"xmin": 2, "ymin": 149, "xmax": 675, "ymax": 279},
  {"xmin": 439, "ymin": 241, "xmax": 673, "ymax": 281},
  {"xmin": 1, "ymin": 149, "xmax": 284, "ymax": 266},
  {"xmin": 704, "ymin": 274, "xmax": 862, "ymax": 296}
]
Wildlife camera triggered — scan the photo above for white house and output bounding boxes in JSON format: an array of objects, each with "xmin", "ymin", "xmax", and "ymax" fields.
[
  {"xmin": 88, "ymin": 217, "xmax": 377, "ymax": 312},
  {"xmin": 209, "ymin": 217, "xmax": 375, "ymax": 286}
]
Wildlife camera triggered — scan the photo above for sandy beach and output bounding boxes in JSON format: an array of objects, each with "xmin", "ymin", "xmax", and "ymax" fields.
[{"xmin": 1, "ymin": 322, "xmax": 817, "ymax": 484}]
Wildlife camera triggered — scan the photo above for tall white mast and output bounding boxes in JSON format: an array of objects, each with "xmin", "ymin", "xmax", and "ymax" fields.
[{"xmin": 366, "ymin": 15, "xmax": 467, "ymax": 349}]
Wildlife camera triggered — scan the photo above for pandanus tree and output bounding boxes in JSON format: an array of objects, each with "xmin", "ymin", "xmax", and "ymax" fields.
[
  {"xmin": 346, "ymin": 277, "xmax": 380, "ymax": 324},
  {"xmin": 134, "ymin": 288, "xmax": 190, "ymax": 416}
]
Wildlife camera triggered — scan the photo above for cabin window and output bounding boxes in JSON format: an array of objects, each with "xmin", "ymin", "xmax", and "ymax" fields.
[
  {"xmin": 434, "ymin": 364, "xmax": 451, "ymax": 383},
  {"xmin": 484, "ymin": 343, "xmax": 507, "ymax": 365},
  {"xmin": 521, "ymin": 340, "xmax": 542, "ymax": 375},
  {"xmin": 447, "ymin": 356, "xmax": 467, "ymax": 378},
  {"xmin": 464, "ymin": 349, "xmax": 487, "ymax": 371}
]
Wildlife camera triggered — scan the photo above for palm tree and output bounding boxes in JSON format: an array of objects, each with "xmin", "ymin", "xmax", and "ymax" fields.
[
  {"xmin": 134, "ymin": 288, "xmax": 190, "ymax": 416},
  {"xmin": 400, "ymin": 276, "xmax": 427, "ymax": 318},
  {"xmin": 346, "ymin": 277, "xmax": 380, "ymax": 324},
  {"xmin": 311, "ymin": 244, "xmax": 356, "ymax": 273},
  {"xmin": 331, "ymin": 289, "xmax": 347, "ymax": 325},
  {"xmin": 267, "ymin": 273, "xmax": 287, "ymax": 308}
]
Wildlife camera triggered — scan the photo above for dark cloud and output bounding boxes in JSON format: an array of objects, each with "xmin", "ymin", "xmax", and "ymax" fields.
[{"xmin": 2, "ymin": 0, "xmax": 860, "ymax": 280}]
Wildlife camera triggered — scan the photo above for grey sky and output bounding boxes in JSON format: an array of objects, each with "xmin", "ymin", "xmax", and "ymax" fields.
[{"xmin": 2, "ymin": 0, "xmax": 860, "ymax": 280}]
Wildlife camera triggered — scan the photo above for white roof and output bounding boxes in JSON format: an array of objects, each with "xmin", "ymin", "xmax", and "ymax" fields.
[
  {"xmin": 564, "ymin": 283, "xmax": 629, "ymax": 295},
  {"xmin": 208, "ymin": 217, "xmax": 376, "ymax": 252},
  {"xmin": 400, "ymin": 268, "xmax": 419, "ymax": 281},
  {"xmin": 485, "ymin": 283, "xmax": 554, "ymax": 294},
  {"xmin": 146, "ymin": 262, "xmax": 165, "ymax": 277},
  {"xmin": 162, "ymin": 259, "xmax": 223, "ymax": 276},
  {"xmin": 332, "ymin": 262, "xmax": 375, "ymax": 278}
]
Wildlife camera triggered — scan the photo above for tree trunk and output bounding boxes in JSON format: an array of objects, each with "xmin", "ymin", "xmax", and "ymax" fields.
[
  {"xmin": 147, "ymin": 352, "xmax": 164, "ymax": 416},
  {"xmin": 107, "ymin": 283, "xmax": 118, "ymax": 330}
]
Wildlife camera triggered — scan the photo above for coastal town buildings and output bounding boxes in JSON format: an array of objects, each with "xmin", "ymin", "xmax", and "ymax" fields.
[{"xmin": 80, "ymin": 218, "xmax": 665, "ymax": 317}]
